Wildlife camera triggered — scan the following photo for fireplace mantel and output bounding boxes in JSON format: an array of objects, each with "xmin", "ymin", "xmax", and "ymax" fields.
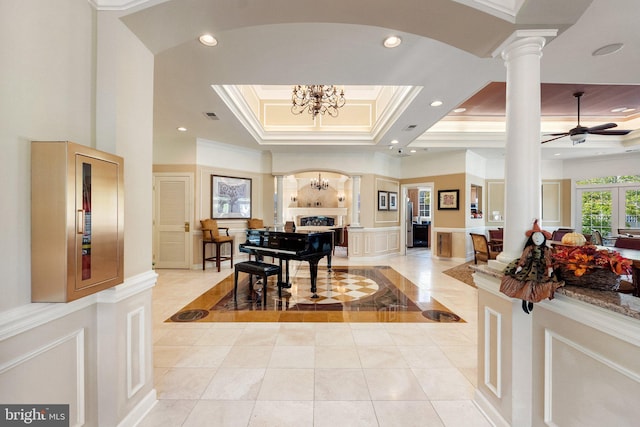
[{"xmin": 287, "ymin": 207, "xmax": 348, "ymax": 226}]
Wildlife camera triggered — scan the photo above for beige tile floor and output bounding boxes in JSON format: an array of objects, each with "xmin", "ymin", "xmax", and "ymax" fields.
[{"xmin": 138, "ymin": 248, "xmax": 493, "ymax": 427}]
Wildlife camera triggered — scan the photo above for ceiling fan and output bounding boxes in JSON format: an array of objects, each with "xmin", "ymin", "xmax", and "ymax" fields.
[{"xmin": 541, "ymin": 91, "xmax": 632, "ymax": 144}]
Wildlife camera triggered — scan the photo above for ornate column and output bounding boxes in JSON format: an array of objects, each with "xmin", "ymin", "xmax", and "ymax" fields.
[
  {"xmin": 275, "ymin": 175, "xmax": 284, "ymax": 228},
  {"xmin": 497, "ymin": 30, "xmax": 557, "ymax": 264},
  {"xmin": 350, "ymin": 175, "xmax": 361, "ymax": 227}
]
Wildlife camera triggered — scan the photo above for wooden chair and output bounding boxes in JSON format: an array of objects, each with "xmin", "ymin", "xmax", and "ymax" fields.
[
  {"xmin": 333, "ymin": 226, "xmax": 349, "ymax": 256},
  {"xmin": 619, "ymin": 228, "xmax": 640, "ymax": 237},
  {"xmin": 551, "ymin": 228, "xmax": 574, "ymax": 242},
  {"xmin": 615, "ymin": 237, "xmax": 640, "ymax": 250},
  {"xmin": 488, "ymin": 228, "xmax": 503, "ymax": 251},
  {"xmin": 591, "ymin": 229, "xmax": 603, "ymax": 245},
  {"xmin": 201, "ymin": 219, "xmax": 234, "ymax": 271},
  {"xmin": 470, "ymin": 233, "xmax": 500, "ymax": 264}
]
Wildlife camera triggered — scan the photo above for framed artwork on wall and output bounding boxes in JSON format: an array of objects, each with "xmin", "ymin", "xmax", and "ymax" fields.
[
  {"xmin": 388, "ymin": 192, "xmax": 398, "ymax": 211},
  {"xmin": 211, "ymin": 175, "xmax": 252, "ymax": 219},
  {"xmin": 378, "ymin": 191, "xmax": 389, "ymax": 210},
  {"xmin": 438, "ymin": 189, "xmax": 459, "ymax": 210}
]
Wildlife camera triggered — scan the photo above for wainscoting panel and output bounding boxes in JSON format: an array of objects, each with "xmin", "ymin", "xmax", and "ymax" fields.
[
  {"xmin": 484, "ymin": 307, "xmax": 502, "ymax": 398},
  {"xmin": 127, "ymin": 307, "xmax": 146, "ymax": 398},
  {"xmin": 0, "ymin": 329, "xmax": 86, "ymax": 425},
  {"xmin": 543, "ymin": 330, "xmax": 640, "ymax": 426}
]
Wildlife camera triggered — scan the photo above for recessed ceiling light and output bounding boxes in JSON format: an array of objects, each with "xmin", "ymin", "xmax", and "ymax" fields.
[
  {"xmin": 622, "ymin": 108, "xmax": 636, "ymax": 113},
  {"xmin": 430, "ymin": 100, "xmax": 443, "ymax": 107},
  {"xmin": 410, "ymin": 149, "xmax": 416, "ymax": 153},
  {"xmin": 611, "ymin": 107, "xmax": 627, "ymax": 113},
  {"xmin": 177, "ymin": 126, "xmax": 187, "ymax": 132},
  {"xmin": 383, "ymin": 36, "xmax": 402, "ymax": 48},
  {"xmin": 592, "ymin": 43, "xmax": 623, "ymax": 56},
  {"xmin": 391, "ymin": 139, "xmax": 399, "ymax": 144},
  {"xmin": 453, "ymin": 107, "xmax": 466, "ymax": 113},
  {"xmin": 199, "ymin": 34, "xmax": 218, "ymax": 46},
  {"xmin": 553, "ymin": 153, "xmax": 561, "ymax": 156}
]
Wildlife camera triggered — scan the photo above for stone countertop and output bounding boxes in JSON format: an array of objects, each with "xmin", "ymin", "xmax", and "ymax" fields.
[{"xmin": 470, "ymin": 264, "xmax": 640, "ymax": 320}]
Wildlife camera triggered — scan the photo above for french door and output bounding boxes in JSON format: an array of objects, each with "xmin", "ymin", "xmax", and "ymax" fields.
[{"xmin": 577, "ymin": 185, "xmax": 640, "ymax": 236}]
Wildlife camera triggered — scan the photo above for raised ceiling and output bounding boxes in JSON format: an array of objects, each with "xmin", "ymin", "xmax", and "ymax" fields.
[{"xmin": 118, "ymin": 0, "xmax": 640, "ymax": 160}]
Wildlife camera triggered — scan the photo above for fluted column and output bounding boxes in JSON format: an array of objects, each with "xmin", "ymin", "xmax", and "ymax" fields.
[
  {"xmin": 351, "ymin": 175, "xmax": 361, "ymax": 227},
  {"xmin": 498, "ymin": 30, "xmax": 556, "ymax": 263},
  {"xmin": 275, "ymin": 175, "xmax": 284, "ymax": 228}
]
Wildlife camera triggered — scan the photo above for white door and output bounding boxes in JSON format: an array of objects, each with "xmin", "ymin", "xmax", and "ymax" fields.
[{"xmin": 153, "ymin": 174, "xmax": 192, "ymax": 269}]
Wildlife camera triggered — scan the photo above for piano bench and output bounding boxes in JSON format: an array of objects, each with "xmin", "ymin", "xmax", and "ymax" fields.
[{"xmin": 234, "ymin": 261, "xmax": 282, "ymax": 306}]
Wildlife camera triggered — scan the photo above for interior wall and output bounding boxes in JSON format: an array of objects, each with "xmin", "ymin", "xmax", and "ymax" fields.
[
  {"xmin": 1, "ymin": 0, "xmax": 95, "ymax": 310},
  {"xmin": 1, "ymin": 3, "xmax": 156, "ymax": 426}
]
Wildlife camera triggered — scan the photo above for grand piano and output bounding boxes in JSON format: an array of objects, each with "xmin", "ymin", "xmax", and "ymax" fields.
[{"xmin": 239, "ymin": 228, "xmax": 333, "ymax": 298}]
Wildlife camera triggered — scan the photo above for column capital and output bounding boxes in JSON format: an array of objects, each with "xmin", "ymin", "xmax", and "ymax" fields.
[{"xmin": 494, "ymin": 29, "xmax": 557, "ymax": 60}]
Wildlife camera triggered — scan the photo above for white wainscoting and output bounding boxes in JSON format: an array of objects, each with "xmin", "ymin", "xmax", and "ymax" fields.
[
  {"xmin": 348, "ymin": 226, "xmax": 400, "ymax": 258},
  {"xmin": 0, "ymin": 329, "xmax": 86, "ymax": 426},
  {"xmin": 0, "ymin": 270, "xmax": 157, "ymax": 427}
]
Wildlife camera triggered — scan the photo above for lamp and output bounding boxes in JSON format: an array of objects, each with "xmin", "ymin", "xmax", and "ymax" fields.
[
  {"xmin": 570, "ymin": 133, "xmax": 587, "ymax": 145},
  {"xmin": 310, "ymin": 173, "xmax": 329, "ymax": 191},
  {"xmin": 291, "ymin": 85, "xmax": 345, "ymax": 118}
]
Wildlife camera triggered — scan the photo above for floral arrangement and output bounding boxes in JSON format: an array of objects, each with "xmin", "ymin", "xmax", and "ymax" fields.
[{"xmin": 552, "ymin": 245, "xmax": 632, "ymax": 277}]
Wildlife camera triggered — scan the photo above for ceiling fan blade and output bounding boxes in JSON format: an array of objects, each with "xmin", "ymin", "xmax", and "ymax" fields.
[
  {"xmin": 541, "ymin": 134, "xmax": 568, "ymax": 144},
  {"xmin": 544, "ymin": 132, "xmax": 570, "ymax": 137},
  {"xmin": 588, "ymin": 129, "xmax": 632, "ymax": 136},
  {"xmin": 586, "ymin": 122, "xmax": 617, "ymax": 132}
]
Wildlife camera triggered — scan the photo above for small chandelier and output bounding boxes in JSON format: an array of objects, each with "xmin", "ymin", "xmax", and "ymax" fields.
[
  {"xmin": 310, "ymin": 173, "xmax": 329, "ymax": 191},
  {"xmin": 291, "ymin": 85, "xmax": 346, "ymax": 118}
]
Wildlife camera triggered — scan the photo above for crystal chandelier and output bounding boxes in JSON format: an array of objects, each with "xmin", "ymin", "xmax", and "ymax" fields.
[
  {"xmin": 310, "ymin": 173, "xmax": 329, "ymax": 191},
  {"xmin": 291, "ymin": 85, "xmax": 346, "ymax": 118}
]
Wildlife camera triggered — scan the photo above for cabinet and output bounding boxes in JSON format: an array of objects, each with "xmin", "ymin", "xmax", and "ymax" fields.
[
  {"xmin": 436, "ymin": 232, "xmax": 452, "ymax": 258},
  {"xmin": 31, "ymin": 141, "xmax": 124, "ymax": 302}
]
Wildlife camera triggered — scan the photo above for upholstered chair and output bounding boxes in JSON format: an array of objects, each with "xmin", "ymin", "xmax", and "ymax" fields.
[{"xmin": 200, "ymin": 219, "xmax": 234, "ymax": 271}]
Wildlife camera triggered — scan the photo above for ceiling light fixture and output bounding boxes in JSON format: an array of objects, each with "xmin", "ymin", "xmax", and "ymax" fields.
[
  {"xmin": 291, "ymin": 85, "xmax": 346, "ymax": 118},
  {"xmin": 453, "ymin": 107, "xmax": 466, "ymax": 113},
  {"xmin": 177, "ymin": 126, "xmax": 187, "ymax": 132},
  {"xmin": 592, "ymin": 43, "xmax": 623, "ymax": 56},
  {"xmin": 410, "ymin": 149, "xmax": 416, "ymax": 153},
  {"xmin": 391, "ymin": 140, "xmax": 399, "ymax": 144},
  {"xmin": 570, "ymin": 133, "xmax": 586, "ymax": 145},
  {"xmin": 622, "ymin": 108, "xmax": 636, "ymax": 113},
  {"xmin": 430, "ymin": 100, "xmax": 443, "ymax": 107},
  {"xmin": 383, "ymin": 36, "xmax": 402, "ymax": 48},
  {"xmin": 310, "ymin": 173, "xmax": 329, "ymax": 191},
  {"xmin": 199, "ymin": 34, "xmax": 218, "ymax": 46},
  {"xmin": 611, "ymin": 107, "xmax": 627, "ymax": 113}
]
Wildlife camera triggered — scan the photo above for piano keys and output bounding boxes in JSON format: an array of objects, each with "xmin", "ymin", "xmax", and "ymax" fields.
[{"xmin": 239, "ymin": 229, "xmax": 333, "ymax": 298}]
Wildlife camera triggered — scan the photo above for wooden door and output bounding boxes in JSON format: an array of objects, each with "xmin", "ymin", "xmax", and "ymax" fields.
[{"xmin": 153, "ymin": 174, "xmax": 192, "ymax": 269}]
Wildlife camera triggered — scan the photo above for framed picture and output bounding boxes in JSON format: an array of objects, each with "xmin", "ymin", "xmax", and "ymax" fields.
[
  {"xmin": 388, "ymin": 192, "xmax": 398, "ymax": 211},
  {"xmin": 438, "ymin": 189, "xmax": 459, "ymax": 210},
  {"xmin": 378, "ymin": 191, "xmax": 389, "ymax": 210},
  {"xmin": 211, "ymin": 175, "xmax": 252, "ymax": 219}
]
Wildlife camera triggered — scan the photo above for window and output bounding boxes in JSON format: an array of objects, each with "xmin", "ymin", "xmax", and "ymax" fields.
[
  {"xmin": 418, "ymin": 189, "xmax": 431, "ymax": 218},
  {"xmin": 577, "ymin": 175, "xmax": 640, "ymax": 236}
]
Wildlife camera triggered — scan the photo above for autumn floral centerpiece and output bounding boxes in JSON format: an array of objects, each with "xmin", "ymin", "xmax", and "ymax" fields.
[{"xmin": 551, "ymin": 244, "xmax": 632, "ymax": 290}]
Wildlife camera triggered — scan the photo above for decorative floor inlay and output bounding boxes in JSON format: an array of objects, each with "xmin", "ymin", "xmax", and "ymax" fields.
[
  {"xmin": 422, "ymin": 309, "xmax": 462, "ymax": 322},
  {"xmin": 167, "ymin": 265, "xmax": 464, "ymax": 323}
]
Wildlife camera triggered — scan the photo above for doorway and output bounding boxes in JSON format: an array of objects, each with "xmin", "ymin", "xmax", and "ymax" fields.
[{"xmin": 153, "ymin": 173, "xmax": 193, "ymax": 269}]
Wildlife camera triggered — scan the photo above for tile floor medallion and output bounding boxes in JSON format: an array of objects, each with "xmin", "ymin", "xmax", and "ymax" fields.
[{"xmin": 168, "ymin": 265, "xmax": 464, "ymax": 323}]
